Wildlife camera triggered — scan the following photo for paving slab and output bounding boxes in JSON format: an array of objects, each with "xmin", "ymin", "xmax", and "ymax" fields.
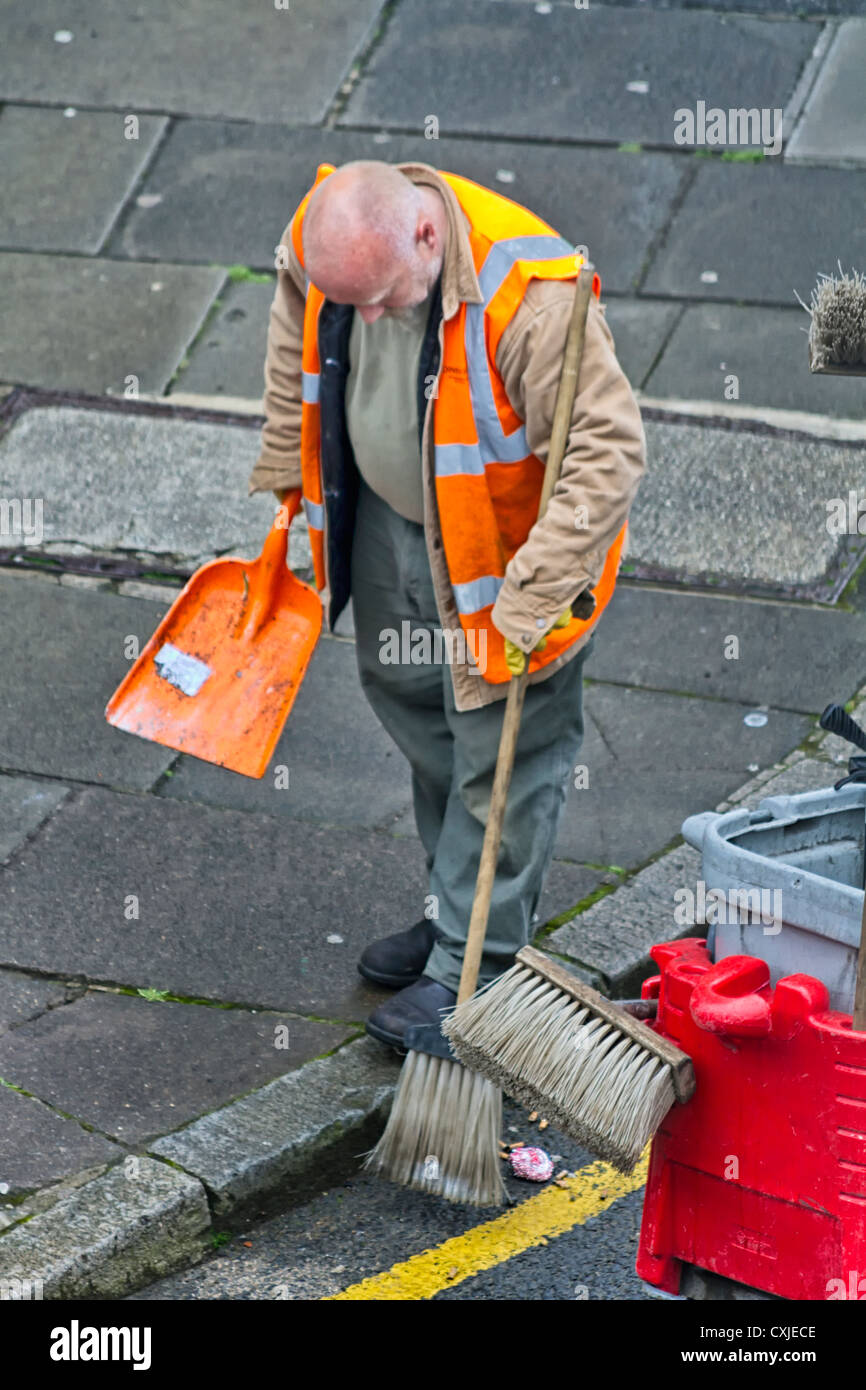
[
  {"xmin": 0, "ymin": 0, "xmax": 386, "ymax": 124},
  {"xmin": 148, "ymin": 1037, "xmax": 401, "ymax": 1222},
  {"xmin": 112, "ymin": 121, "xmax": 685, "ymax": 294},
  {"xmin": 0, "ymin": 781, "xmax": 600, "ymax": 1017},
  {"xmin": 644, "ymin": 302, "xmax": 866, "ymax": 417},
  {"xmin": 0, "ymin": 104, "xmax": 166, "ymax": 254},
  {"xmin": 559, "ymin": 767, "xmax": 740, "ymax": 874},
  {"xmin": 642, "ymin": 163, "xmax": 866, "ymax": 304},
  {"xmin": 535, "ymin": 861, "xmax": 605, "ymax": 925},
  {"xmin": 159, "ymin": 634, "xmax": 414, "ymax": 831},
  {"xmin": 0, "ymin": 785, "xmax": 426, "ymax": 1020},
  {"xmin": 171, "ymin": 286, "xmax": 682, "ymax": 401},
  {"xmin": 630, "ymin": 417, "xmax": 866, "ymax": 595},
  {"xmin": 0, "ymin": 575, "xmax": 176, "ymax": 788},
  {"xmin": 546, "ymin": 842, "xmax": 704, "ymax": 992},
  {"xmin": 0, "ymin": 1156, "xmax": 210, "ymax": 1299},
  {"xmin": 787, "ymin": 20, "xmax": 866, "ymax": 165},
  {"xmin": 590, "ymin": 585, "xmax": 866, "ymax": 712},
  {"xmin": 0, "ymin": 404, "xmax": 293, "ymax": 565},
  {"xmin": 340, "ymin": 0, "xmax": 815, "ymax": 149},
  {"xmin": 556, "ymin": 683, "xmax": 811, "ymax": 870},
  {"xmin": 0, "ymin": 968, "xmax": 73, "ymax": 1034},
  {"xmin": 0, "ymin": 990, "xmax": 353, "ymax": 1146},
  {"xmin": 602, "ymin": 299, "xmax": 682, "ymax": 390},
  {"xmin": 0, "ymin": 254, "xmax": 223, "ymax": 395},
  {"xmin": 0, "ymin": 1083, "xmax": 116, "ymax": 1199},
  {"xmin": 170, "ymin": 280, "xmax": 274, "ymax": 401},
  {"xmin": 0, "ymin": 773, "xmax": 68, "ymax": 863}
]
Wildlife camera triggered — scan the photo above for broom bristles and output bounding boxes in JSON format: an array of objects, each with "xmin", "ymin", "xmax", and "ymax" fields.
[
  {"xmin": 442, "ymin": 962, "xmax": 677, "ymax": 1174},
  {"xmin": 363, "ymin": 1050, "xmax": 506, "ymax": 1206},
  {"xmin": 804, "ymin": 264, "xmax": 866, "ymax": 369}
]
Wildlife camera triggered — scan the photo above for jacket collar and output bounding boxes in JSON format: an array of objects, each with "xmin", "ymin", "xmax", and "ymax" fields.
[{"xmin": 395, "ymin": 162, "xmax": 483, "ymax": 320}]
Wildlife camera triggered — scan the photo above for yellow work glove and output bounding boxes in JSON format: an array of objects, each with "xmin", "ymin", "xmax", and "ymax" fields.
[{"xmin": 503, "ymin": 607, "xmax": 573, "ymax": 676}]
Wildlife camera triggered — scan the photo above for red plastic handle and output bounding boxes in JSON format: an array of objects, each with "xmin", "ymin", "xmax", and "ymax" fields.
[{"xmin": 690, "ymin": 956, "xmax": 772, "ymax": 1038}]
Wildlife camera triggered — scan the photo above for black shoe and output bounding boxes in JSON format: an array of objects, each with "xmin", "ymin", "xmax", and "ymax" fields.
[
  {"xmin": 365, "ymin": 976, "xmax": 457, "ymax": 1050},
  {"xmin": 357, "ymin": 917, "xmax": 437, "ymax": 989}
]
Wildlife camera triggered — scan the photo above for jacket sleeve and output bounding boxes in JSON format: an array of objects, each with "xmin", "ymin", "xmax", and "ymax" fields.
[
  {"xmin": 247, "ymin": 223, "xmax": 307, "ymax": 498},
  {"xmin": 490, "ymin": 280, "xmax": 646, "ymax": 652}
]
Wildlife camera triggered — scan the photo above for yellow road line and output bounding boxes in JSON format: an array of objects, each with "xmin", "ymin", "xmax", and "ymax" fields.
[{"xmin": 326, "ymin": 1151, "xmax": 648, "ymax": 1301}]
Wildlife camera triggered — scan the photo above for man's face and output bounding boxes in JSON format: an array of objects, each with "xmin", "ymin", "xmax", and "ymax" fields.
[
  {"xmin": 311, "ymin": 248, "xmax": 436, "ymax": 324},
  {"xmin": 355, "ymin": 257, "xmax": 435, "ymax": 322}
]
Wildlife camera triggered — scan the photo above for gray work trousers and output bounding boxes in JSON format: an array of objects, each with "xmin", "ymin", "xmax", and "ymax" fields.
[{"xmin": 350, "ymin": 477, "xmax": 592, "ymax": 993}]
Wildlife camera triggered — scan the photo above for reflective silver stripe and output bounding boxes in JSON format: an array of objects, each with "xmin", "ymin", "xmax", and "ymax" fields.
[
  {"xmin": 466, "ymin": 234, "xmax": 574, "ymax": 467},
  {"xmin": 302, "ymin": 370, "xmax": 320, "ymax": 404},
  {"xmin": 476, "ymin": 235, "xmax": 574, "ymax": 303},
  {"xmin": 453, "ymin": 574, "xmax": 504, "ymax": 614},
  {"xmin": 434, "ymin": 441, "xmax": 485, "ymax": 477},
  {"xmin": 302, "ymin": 496, "xmax": 325, "ymax": 530}
]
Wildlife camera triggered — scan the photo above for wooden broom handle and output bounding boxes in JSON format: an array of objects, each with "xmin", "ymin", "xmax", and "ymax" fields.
[{"xmin": 457, "ymin": 263, "xmax": 595, "ymax": 1004}]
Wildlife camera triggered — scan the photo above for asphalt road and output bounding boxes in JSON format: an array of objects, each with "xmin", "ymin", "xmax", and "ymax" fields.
[{"xmin": 131, "ymin": 1098, "xmax": 652, "ymax": 1302}]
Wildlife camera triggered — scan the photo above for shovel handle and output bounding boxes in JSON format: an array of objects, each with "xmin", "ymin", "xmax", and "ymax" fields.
[
  {"xmin": 266, "ymin": 487, "xmax": 302, "ymax": 563},
  {"xmin": 456, "ymin": 264, "xmax": 595, "ymax": 1005},
  {"xmin": 239, "ymin": 488, "xmax": 302, "ymax": 641}
]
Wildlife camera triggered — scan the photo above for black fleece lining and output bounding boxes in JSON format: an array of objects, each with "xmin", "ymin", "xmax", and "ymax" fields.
[
  {"xmin": 317, "ymin": 281, "xmax": 445, "ymax": 630},
  {"xmin": 416, "ymin": 274, "xmax": 444, "ymax": 454},
  {"xmin": 317, "ymin": 300, "xmax": 357, "ymax": 628}
]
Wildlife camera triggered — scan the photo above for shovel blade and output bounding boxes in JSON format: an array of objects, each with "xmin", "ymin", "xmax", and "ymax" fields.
[{"xmin": 106, "ymin": 552, "xmax": 322, "ymax": 778}]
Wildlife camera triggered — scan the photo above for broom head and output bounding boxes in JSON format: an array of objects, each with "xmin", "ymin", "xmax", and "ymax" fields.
[
  {"xmin": 805, "ymin": 265, "xmax": 866, "ymax": 375},
  {"xmin": 442, "ymin": 947, "xmax": 695, "ymax": 1174},
  {"xmin": 363, "ymin": 1024, "xmax": 506, "ymax": 1206}
]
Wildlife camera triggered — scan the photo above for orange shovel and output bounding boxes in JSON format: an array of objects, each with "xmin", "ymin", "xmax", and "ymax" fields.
[{"xmin": 105, "ymin": 490, "xmax": 322, "ymax": 778}]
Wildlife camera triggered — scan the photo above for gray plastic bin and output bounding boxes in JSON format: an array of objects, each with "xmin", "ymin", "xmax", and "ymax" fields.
[{"xmin": 682, "ymin": 784, "xmax": 865, "ymax": 1014}]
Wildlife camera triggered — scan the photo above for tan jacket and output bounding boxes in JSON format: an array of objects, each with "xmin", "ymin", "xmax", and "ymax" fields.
[{"xmin": 248, "ymin": 162, "xmax": 647, "ymax": 712}]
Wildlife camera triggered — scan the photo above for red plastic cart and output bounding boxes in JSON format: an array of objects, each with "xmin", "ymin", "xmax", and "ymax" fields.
[{"xmin": 636, "ymin": 937, "xmax": 866, "ymax": 1301}]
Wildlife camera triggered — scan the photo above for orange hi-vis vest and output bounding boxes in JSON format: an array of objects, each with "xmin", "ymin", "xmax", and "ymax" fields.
[{"xmin": 293, "ymin": 164, "xmax": 627, "ymax": 685}]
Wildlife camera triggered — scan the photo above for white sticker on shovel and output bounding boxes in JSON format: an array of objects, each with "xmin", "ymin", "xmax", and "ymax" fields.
[{"xmin": 154, "ymin": 643, "xmax": 213, "ymax": 697}]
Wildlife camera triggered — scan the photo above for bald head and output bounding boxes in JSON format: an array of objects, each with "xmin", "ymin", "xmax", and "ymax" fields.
[{"xmin": 302, "ymin": 161, "xmax": 447, "ymax": 322}]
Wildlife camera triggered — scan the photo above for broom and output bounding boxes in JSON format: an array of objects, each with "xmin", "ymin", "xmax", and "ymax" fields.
[
  {"xmin": 799, "ymin": 263, "xmax": 866, "ymax": 375},
  {"xmin": 364, "ymin": 261, "xmax": 598, "ymax": 1206}
]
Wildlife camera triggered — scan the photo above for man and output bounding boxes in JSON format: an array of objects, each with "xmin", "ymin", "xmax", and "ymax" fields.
[{"xmin": 248, "ymin": 160, "xmax": 645, "ymax": 1048}]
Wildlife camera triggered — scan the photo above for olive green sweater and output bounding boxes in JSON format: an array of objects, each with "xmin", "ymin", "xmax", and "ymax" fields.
[{"xmin": 345, "ymin": 295, "xmax": 433, "ymax": 526}]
